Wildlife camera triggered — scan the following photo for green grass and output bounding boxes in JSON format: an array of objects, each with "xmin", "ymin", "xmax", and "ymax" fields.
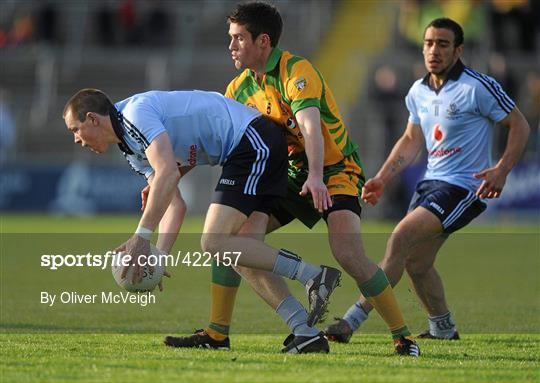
[
  {"xmin": 1, "ymin": 213, "xmax": 538, "ymax": 233},
  {"xmin": 1, "ymin": 214, "xmax": 539, "ymax": 382},
  {"xmin": 0, "ymin": 334, "xmax": 538, "ymax": 383}
]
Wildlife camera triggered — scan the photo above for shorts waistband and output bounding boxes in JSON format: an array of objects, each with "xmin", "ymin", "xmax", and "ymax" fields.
[{"xmin": 248, "ymin": 116, "xmax": 265, "ymax": 128}]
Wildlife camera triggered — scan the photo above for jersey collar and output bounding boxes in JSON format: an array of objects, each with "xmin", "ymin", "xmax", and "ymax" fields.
[
  {"xmin": 422, "ymin": 59, "xmax": 465, "ymax": 93},
  {"xmin": 264, "ymin": 46, "xmax": 282, "ymax": 73},
  {"xmin": 109, "ymin": 107, "xmax": 134, "ymax": 155}
]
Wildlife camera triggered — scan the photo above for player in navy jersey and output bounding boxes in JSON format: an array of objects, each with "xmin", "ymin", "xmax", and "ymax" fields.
[
  {"xmin": 63, "ymin": 89, "xmax": 342, "ymax": 350},
  {"xmin": 325, "ymin": 18, "xmax": 530, "ymax": 342}
]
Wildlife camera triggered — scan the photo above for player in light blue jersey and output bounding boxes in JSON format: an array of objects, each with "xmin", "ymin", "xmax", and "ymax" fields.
[
  {"xmin": 113, "ymin": 90, "xmax": 261, "ymax": 174},
  {"xmin": 63, "ymin": 89, "xmax": 342, "ymax": 350},
  {"xmin": 325, "ymin": 18, "xmax": 530, "ymax": 342}
]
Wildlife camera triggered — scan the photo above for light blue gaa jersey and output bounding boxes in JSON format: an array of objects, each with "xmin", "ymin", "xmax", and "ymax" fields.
[
  {"xmin": 406, "ymin": 60, "xmax": 515, "ymax": 192},
  {"xmin": 113, "ymin": 90, "xmax": 261, "ymax": 178}
]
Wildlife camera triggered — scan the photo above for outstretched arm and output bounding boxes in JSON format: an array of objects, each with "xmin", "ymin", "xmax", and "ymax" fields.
[
  {"xmin": 474, "ymin": 107, "xmax": 530, "ymax": 198},
  {"xmin": 362, "ymin": 121, "xmax": 424, "ymax": 205}
]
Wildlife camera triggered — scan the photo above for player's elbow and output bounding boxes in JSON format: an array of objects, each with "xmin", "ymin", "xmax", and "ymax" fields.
[
  {"xmin": 508, "ymin": 108, "xmax": 531, "ymax": 139},
  {"xmin": 168, "ymin": 195, "xmax": 186, "ymax": 219},
  {"xmin": 154, "ymin": 164, "xmax": 181, "ymax": 183},
  {"xmin": 169, "ymin": 167, "xmax": 182, "ymax": 184},
  {"xmin": 176, "ymin": 194, "xmax": 187, "ymax": 216}
]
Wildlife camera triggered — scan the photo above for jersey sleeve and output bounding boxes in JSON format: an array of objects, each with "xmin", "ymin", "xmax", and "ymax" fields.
[
  {"xmin": 120, "ymin": 98, "xmax": 167, "ymax": 180},
  {"xmin": 122, "ymin": 98, "xmax": 167, "ymax": 150},
  {"xmin": 405, "ymin": 86, "xmax": 420, "ymax": 124},
  {"xmin": 285, "ymin": 60, "xmax": 323, "ymax": 115},
  {"xmin": 475, "ymin": 75, "xmax": 515, "ymax": 122}
]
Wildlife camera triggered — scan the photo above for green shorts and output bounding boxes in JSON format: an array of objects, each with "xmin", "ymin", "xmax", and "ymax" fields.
[{"xmin": 270, "ymin": 152, "xmax": 365, "ymax": 228}]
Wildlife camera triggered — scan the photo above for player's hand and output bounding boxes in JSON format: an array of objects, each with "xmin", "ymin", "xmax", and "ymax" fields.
[
  {"xmin": 299, "ymin": 174, "xmax": 332, "ymax": 213},
  {"xmin": 120, "ymin": 234, "xmax": 152, "ymax": 284},
  {"xmin": 113, "ymin": 241, "xmax": 127, "ymax": 255},
  {"xmin": 361, "ymin": 177, "xmax": 385, "ymax": 205},
  {"xmin": 158, "ymin": 270, "xmax": 172, "ymax": 292},
  {"xmin": 474, "ymin": 165, "xmax": 509, "ymax": 199},
  {"xmin": 141, "ymin": 185, "xmax": 150, "ymax": 212}
]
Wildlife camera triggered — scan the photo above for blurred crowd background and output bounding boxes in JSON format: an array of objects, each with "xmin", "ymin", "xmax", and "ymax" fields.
[{"xmin": 0, "ymin": 0, "xmax": 538, "ymax": 220}]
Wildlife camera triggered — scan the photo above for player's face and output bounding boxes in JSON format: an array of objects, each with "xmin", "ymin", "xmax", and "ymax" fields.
[
  {"xmin": 228, "ymin": 22, "xmax": 263, "ymax": 71},
  {"xmin": 64, "ymin": 110, "xmax": 108, "ymax": 154},
  {"xmin": 423, "ymin": 27, "xmax": 463, "ymax": 77}
]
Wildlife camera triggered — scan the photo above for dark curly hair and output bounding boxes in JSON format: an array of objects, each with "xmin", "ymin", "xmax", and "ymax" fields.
[{"xmin": 227, "ymin": 2, "xmax": 283, "ymax": 47}]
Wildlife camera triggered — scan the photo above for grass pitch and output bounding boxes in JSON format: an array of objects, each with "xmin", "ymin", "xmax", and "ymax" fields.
[
  {"xmin": 1, "ymin": 334, "xmax": 538, "ymax": 383},
  {"xmin": 1, "ymin": 214, "xmax": 539, "ymax": 382}
]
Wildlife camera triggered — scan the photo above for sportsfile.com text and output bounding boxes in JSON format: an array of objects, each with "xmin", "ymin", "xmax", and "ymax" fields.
[{"xmin": 40, "ymin": 251, "xmax": 242, "ymax": 270}]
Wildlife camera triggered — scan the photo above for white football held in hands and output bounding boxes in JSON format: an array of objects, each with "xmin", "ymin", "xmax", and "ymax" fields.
[{"xmin": 111, "ymin": 244, "xmax": 166, "ymax": 292}]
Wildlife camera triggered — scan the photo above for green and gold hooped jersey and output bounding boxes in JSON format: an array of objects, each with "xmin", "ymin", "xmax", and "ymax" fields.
[{"xmin": 225, "ymin": 47, "xmax": 359, "ymax": 169}]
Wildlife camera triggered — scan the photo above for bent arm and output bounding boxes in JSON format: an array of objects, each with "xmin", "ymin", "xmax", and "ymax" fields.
[
  {"xmin": 153, "ymin": 184, "xmax": 186, "ymax": 253},
  {"xmin": 156, "ymin": 167, "xmax": 193, "ymax": 252},
  {"xmin": 375, "ymin": 121, "xmax": 425, "ymax": 184},
  {"xmin": 139, "ymin": 132, "xmax": 181, "ymax": 232},
  {"xmin": 494, "ymin": 107, "xmax": 530, "ymax": 174},
  {"xmin": 474, "ymin": 107, "xmax": 530, "ymax": 198}
]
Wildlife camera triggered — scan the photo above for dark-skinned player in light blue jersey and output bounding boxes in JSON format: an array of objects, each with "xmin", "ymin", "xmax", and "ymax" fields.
[{"xmin": 325, "ymin": 18, "xmax": 530, "ymax": 343}]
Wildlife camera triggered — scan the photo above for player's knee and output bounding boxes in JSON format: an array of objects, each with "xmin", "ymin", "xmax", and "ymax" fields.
[
  {"xmin": 200, "ymin": 233, "xmax": 224, "ymax": 254},
  {"xmin": 232, "ymin": 264, "xmax": 249, "ymax": 276},
  {"xmin": 405, "ymin": 258, "xmax": 429, "ymax": 278},
  {"xmin": 332, "ymin": 247, "xmax": 358, "ymax": 264},
  {"xmin": 387, "ymin": 231, "xmax": 411, "ymax": 258}
]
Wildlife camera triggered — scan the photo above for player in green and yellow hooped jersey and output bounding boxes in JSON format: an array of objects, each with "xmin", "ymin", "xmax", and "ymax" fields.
[{"xmin": 165, "ymin": 1, "xmax": 420, "ymax": 356}]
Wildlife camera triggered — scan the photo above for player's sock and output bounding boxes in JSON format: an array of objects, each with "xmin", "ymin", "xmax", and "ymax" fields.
[
  {"xmin": 428, "ymin": 311, "xmax": 457, "ymax": 338},
  {"xmin": 342, "ymin": 302, "xmax": 369, "ymax": 331},
  {"xmin": 272, "ymin": 249, "xmax": 322, "ymax": 285},
  {"xmin": 205, "ymin": 326, "xmax": 229, "ymax": 341},
  {"xmin": 276, "ymin": 295, "xmax": 319, "ymax": 337},
  {"xmin": 205, "ymin": 263, "xmax": 241, "ymax": 340},
  {"xmin": 359, "ymin": 268, "xmax": 411, "ymax": 340}
]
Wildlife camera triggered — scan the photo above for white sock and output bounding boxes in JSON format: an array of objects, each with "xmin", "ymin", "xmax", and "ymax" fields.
[
  {"xmin": 272, "ymin": 249, "xmax": 321, "ymax": 285},
  {"xmin": 428, "ymin": 311, "xmax": 457, "ymax": 338},
  {"xmin": 343, "ymin": 302, "xmax": 368, "ymax": 331},
  {"xmin": 276, "ymin": 296, "xmax": 319, "ymax": 337}
]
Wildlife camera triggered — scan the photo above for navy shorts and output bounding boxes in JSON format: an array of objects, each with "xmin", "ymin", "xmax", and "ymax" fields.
[
  {"xmin": 212, "ymin": 116, "xmax": 288, "ymax": 217},
  {"xmin": 408, "ymin": 180, "xmax": 487, "ymax": 234},
  {"xmin": 272, "ymin": 194, "xmax": 362, "ymax": 228}
]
